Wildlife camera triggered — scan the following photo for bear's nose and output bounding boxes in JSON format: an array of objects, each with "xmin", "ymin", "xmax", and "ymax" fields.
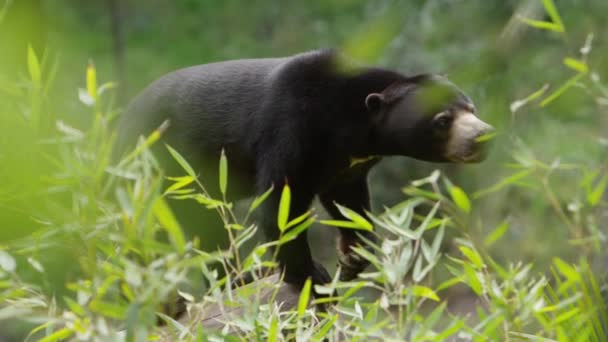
[{"xmin": 474, "ymin": 121, "xmax": 495, "ymax": 143}]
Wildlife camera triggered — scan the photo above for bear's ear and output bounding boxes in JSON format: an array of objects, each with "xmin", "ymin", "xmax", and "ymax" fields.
[{"xmin": 365, "ymin": 93, "xmax": 385, "ymax": 112}]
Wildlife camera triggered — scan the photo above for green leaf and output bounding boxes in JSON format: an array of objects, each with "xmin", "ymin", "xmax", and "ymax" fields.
[
  {"xmin": 297, "ymin": 278, "xmax": 312, "ymax": 319},
  {"xmin": 119, "ymin": 121, "xmax": 166, "ymax": 163},
  {"xmin": 407, "ymin": 285, "xmax": 439, "ymax": 301},
  {"xmin": 463, "ymin": 264, "xmax": 483, "ymax": 295},
  {"xmin": 542, "ymin": 0, "xmax": 565, "ymax": 32},
  {"xmin": 86, "ymin": 61, "xmax": 97, "ymax": 101},
  {"xmin": 517, "ymin": 17, "xmax": 562, "ymax": 32},
  {"xmin": 334, "ymin": 203, "xmax": 373, "ymax": 231},
  {"xmin": 448, "ymin": 185, "xmax": 471, "ymax": 213},
  {"xmin": 39, "ymin": 328, "xmax": 73, "ymax": 342},
  {"xmin": 416, "ymin": 201, "xmax": 440, "ymax": 237},
  {"xmin": 279, "ymin": 217, "xmax": 315, "ymax": 244},
  {"xmin": 563, "ymin": 57, "xmax": 588, "ymax": 74},
  {"xmin": 540, "ymin": 73, "xmax": 585, "ymax": 107},
  {"xmin": 89, "ymin": 299, "xmax": 128, "ymax": 319},
  {"xmin": 459, "ymin": 246, "xmax": 483, "ymax": 269},
  {"xmin": 249, "ymin": 185, "xmax": 274, "ymax": 213},
  {"xmin": 587, "ymin": 174, "xmax": 608, "ymax": 207},
  {"xmin": 164, "ymin": 175, "xmax": 195, "ymax": 195},
  {"xmin": 63, "ymin": 297, "xmax": 86, "ymax": 316},
  {"xmin": 473, "ymin": 169, "xmax": 532, "ymax": 199},
  {"xmin": 320, "ymin": 219, "xmax": 370, "ymax": 231},
  {"xmin": 166, "ymin": 143, "xmax": 196, "ymax": 177},
  {"xmin": 277, "ymin": 184, "xmax": 291, "ymax": 232},
  {"xmin": 285, "ymin": 210, "xmax": 311, "ymax": 230},
  {"xmin": 484, "ymin": 220, "xmax": 509, "ymax": 247},
  {"xmin": 510, "ymin": 83, "xmax": 550, "ymax": 113},
  {"xmin": 313, "ymin": 315, "xmax": 338, "ymax": 340},
  {"xmin": 219, "ymin": 149, "xmax": 228, "ymax": 196},
  {"xmin": 268, "ymin": 316, "xmax": 279, "ymax": 342},
  {"xmin": 153, "ymin": 197, "xmax": 186, "ymax": 254},
  {"xmin": 191, "ymin": 194, "xmax": 225, "ymax": 209},
  {"xmin": 436, "ymin": 276, "xmax": 464, "ymax": 292},
  {"xmin": 553, "ymin": 257, "xmax": 580, "ymax": 282},
  {"xmin": 431, "ymin": 222, "xmax": 445, "ymax": 257},
  {"xmin": 27, "ymin": 45, "xmax": 41, "ymax": 86}
]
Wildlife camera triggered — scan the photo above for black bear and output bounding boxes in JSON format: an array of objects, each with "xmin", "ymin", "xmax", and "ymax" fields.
[{"xmin": 116, "ymin": 49, "xmax": 494, "ymax": 294}]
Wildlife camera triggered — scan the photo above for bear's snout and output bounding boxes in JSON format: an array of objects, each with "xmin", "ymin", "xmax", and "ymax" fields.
[{"xmin": 445, "ymin": 112, "xmax": 494, "ymax": 163}]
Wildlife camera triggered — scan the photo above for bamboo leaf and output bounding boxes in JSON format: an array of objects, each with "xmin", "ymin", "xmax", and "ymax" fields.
[
  {"xmin": 448, "ymin": 185, "xmax": 471, "ymax": 213},
  {"xmin": 334, "ymin": 203, "xmax": 373, "ymax": 231},
  {"xmin": 166, "ymin": 143, "xmax": 196, "ymax": 177},
  {"xmin": 459, "ymin": 246, "xmax": 484, "ymax": 269},
  {"xmin": 277, "ymin": 184, "xmax": 291, "ymax": 232},
  {"xmin": 587, "ymin": 174, "xmax": 608, "ymax": 207},
  {"xmin": 517, "ymin": 17, "xmax": 562, "ymax": 32},
  {"xmin": 542, "ymin": 0, "xmax": 565, "ymax": 32},
  {"xmin": 320, "ymin": 219, "xmax": 369, "ymax": 231},
  {"xmin": 86, "ymin": 61, "xmax": 97, "ymax": 101},
  {"xmin": 484, "ymin": 220, "xmax": 510, "ymax": 247},
  {"xmin": 297, "ymin": 278, "xmax": 312, "ymax": 319},
  {"xmin": 39, "ymin": 328, "xmax": 73, "ymax": 342},
  {"xmin": 219, "ymin": 149, "xmax": 228, "ymax": 196},
  {"xmin": 89, "ymin": 299, "xmax": 128, "ymax": 319},
  {"xmin": 280, "ymin": 217, "xmax": 315, "ymax": 244},
  {"xmin": 164, "ymin": 176, "xmax": 195, "ymax": 195},
  {"xmin": 540, "ymin": 73, "xmax": 585, "ymax": 107},
  {"xmin": 510, "ymin": 83, "xmax": 550, "ymax": 113},
  {"xmin": 563, "ymin": 57, "xmax": 588, "ymax": 74},
  {"xmin": 27, "ymin": 45, "xmax": 41, "ymax": 86},
  {"xmin": 249, "ymin": 185, "xmax": 274, "ymax": 213},
  {"xmin": 153, "ymin": 197, "xmax": 186, "ymax": 254},
  {"xmin": 406, "ymin": 285, "xmax": 440, "ymax": 301}
]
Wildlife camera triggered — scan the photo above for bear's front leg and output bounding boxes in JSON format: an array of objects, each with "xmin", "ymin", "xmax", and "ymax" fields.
[
  {"xmin": 320, "ymin": 177, "xmax": 377, "ymax": 281},
  {"xmin": 256, "ymin": 173, "xmax": 333, "ymax": 297}
]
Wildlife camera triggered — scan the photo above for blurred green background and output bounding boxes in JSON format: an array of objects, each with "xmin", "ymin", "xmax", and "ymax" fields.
[{"xmin": 0, "ymin": 0, "xmax": 607, "ymax": 339}]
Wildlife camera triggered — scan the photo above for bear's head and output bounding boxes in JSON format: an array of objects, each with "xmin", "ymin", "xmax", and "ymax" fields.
[{"xmin": 365, "ymin": 74, "xmax": 494, "ymax": 163}]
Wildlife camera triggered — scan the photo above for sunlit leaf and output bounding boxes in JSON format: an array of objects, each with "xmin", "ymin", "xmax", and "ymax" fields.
[
  {"xmin": 473, "ymin": 169, "xmax": 532, "ymax": 199},
  {"xmin": 463, "ymin": 264, "xmax": 483, "ymax": 295},
  {"xmin": 542, "ymin": 0, "xmax": 565, "ymax": 32},
  {"xmin": 219, "ymin": 149, "xmax": 228, "ymax": 196},
  {"xmin": 553, "ymin": 257, "xmax": 580, "ymax": 282},
  {"xmin": 517, "ymin": 17, "xmax": 562, "ymax": 32},
  {"xmin": 563, "ymin": 57, "xmax": 588, "ymax": 74},
  {"xmin": 39, "ymin": 328, "xmax": 73, "ymax": 342},
  {"xmin": 89, "ymin": 299, "xmax": 128, "ymax": 319},
  {"xmin": 279, "ymin": 217, "xmax": 315, "ymax": 244},
  {"xmin": 334, "ymin": 203, "xmax": 373, "ymax": 231},
  {"xmin": 27, "ymin": 45, "xmax": 41, "ymax": 86},
  {"xmin": 166, "ymin": 143, "xmax": 196, "ymax": 177},
  {"xmin": 277, "ymin": 184, "xmax": 291, "ymax": 232},
  {"xmin": 406, "ymin": 285, "xmax": 440, "ymax": 301},
  {"xmin": 510, "ymin": 83, "xmax": 550, "ymax": 113},
  {"xmin": 249, "ymin": 185, "xmax": 274, "ymax": 213},
  {"xmin": 86, "ymin": 61, "xmax": 97, "ymax": 101},
  {"xmin": 448, "ymin": 185, "xmax": 471, "ymax": 213},
  {"xmin": 153, "ymin": 197, "xmax": 186, "ymax": 254},
  {"xmin": 540, "ymin": 73, "xmax": 585, "ymax": 107},
  {"xmin": 297, "ymin": 278, "xmax": 312, "ymax": 319},
  {"xmin": 459, "ymin": 246, "xmax": 483, "ymax": 269},
  {"xmin": 484, "ymin": 220, "xmax": 509, "ymax": 247},
  {"xmin": 587, "ymin": 174, "xmax": 608, "ymax": 207},
  {"xmin": 164, "ymin": 175, "xmax": 195, "ymax": 195},
  {"xmin": 268, "ymin": 316, "xmax": 279, "ymax": 342}
]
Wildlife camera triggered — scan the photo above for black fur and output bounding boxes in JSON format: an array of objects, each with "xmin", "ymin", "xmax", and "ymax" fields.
[{"xmin": 116, "ymin": 49, "xmax": 490, "ymax": 294}]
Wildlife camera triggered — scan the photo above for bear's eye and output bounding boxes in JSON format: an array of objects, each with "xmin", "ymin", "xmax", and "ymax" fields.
[{"xmin": 433, "ymin": 112, "xmax": 452, "ymax": 129}]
